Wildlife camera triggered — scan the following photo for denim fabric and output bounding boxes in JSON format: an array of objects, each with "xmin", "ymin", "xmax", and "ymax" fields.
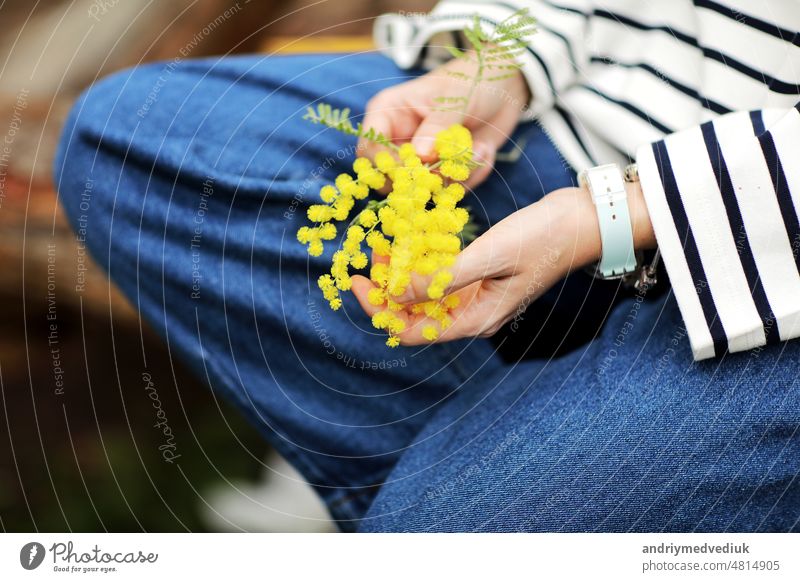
[
  {"xmin": 54, "ymin": 53, "xmax": 800, "ymax": 532},
  {"xmin": 362, "ymin": 294, "xmax": 800, "ymax": 532}
]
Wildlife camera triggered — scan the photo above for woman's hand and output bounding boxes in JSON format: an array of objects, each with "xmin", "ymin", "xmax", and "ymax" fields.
[
  {"xmin": 358, "ymin": 53, "xmax": 531, "ymax": 189},
  {"xmin": 351, "ymin": 181, "xmax": 656, "ymax": 345}
]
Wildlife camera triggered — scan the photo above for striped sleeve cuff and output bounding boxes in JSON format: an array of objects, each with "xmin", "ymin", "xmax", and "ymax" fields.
[
  {"xmin": 636, "ymin": 104, "xmax": 800, "ymax": 361},
  {"xmin": 373, "ymin": 0, "xmax": 587, "ymax": 121}
]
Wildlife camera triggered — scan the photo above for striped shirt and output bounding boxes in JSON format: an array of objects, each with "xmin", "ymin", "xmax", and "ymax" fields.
[{"xmin": 374, "ymin": 0, "xmax": 800, "ymax": 360}]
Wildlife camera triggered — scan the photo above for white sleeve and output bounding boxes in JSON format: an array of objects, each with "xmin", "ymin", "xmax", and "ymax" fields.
[
  {"xmin": 373, "ymin": 0, "xmax": 590, "ymax": 119},
  {"xmin": 636, "ymin": 103, "xmax": 800, "ymax": 360}
]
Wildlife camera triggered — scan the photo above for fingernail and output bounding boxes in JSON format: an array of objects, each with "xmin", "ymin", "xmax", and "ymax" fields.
[
  {"xmin": 473, "ymin": 141, "xmax": 492, "ymax": 162},
  {"xmin": 411, "ymin": 136, "xmax": 435, "ymax": 157}
]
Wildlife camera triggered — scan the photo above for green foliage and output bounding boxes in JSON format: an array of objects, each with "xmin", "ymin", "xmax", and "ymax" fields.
[
  {"xmin": 303, "ymin": 103, "xmax": 398, "ymax": 151},
  {"xmin": 304, "ymin": 9, "xmax": 537, "ymax": 145},
  {"xmin": 440, "ymin": 8, "xmax": 538, "ymax": 116}
]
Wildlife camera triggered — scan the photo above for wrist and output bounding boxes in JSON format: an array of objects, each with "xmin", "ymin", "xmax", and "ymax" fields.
[
  {"xmin": 625, "ymin": 178, "xmax": 657, "ymax": 251},
  {"xmin": 546, "ymin": 177, "xmax": 656, "ymax": 276},
  {"xmin": 544, "ymin": 186, "xmax": 602, "ymax": 274}
]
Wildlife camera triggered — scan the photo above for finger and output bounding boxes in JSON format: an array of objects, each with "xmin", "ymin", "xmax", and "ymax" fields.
[
  {"xmin": 359, "ymin": 91, "xmax": 422, "ymax": 159},
  {"xmin": 396, "ymin": 279, "xmax": 516, "ymax": 345},
  {"xmin": 357, "ymin": 99, "xmax": 396, "ymax": 194},
  {"xmin": 396, "ymin": 284, "xmax": 481, "ymax": 345},
  {"xmin": 354, "ymin": 261, "xmax": 526, "ymax": 346},
  {"xmin": 464, "ymin": 106, "xmax": 520, "ymax": 187},
  {"xmin": 349, "ymin": 254, "xmax": 388, "ymax": 315},
  {"xmin": 350, "ymin": 274, "xmax": 382, "ymax": 317},
  {"xmin": 350, "ymin": 275, "xmax": 481, "ymax": 345},
  {"xmin": 358, "ymin": 94, "xmax": 395, "ymax": 161},
  {"xmin": 464, "ymin": 140, "xmax": 496, "ymax": 189},
  {"xmin": 371, "ymin": 249, "xmax": 390, "ymax": 265},
  {"xmin": 410, "ymin": 108, "xmax": 464, "ymax": 161},
  {"xmin": 354, "ymin": 266, "xmax": 525, "ymax": 346},
  {"xmin": 389, "ymin": 226, "xmax": 512, "ymax": 304}
]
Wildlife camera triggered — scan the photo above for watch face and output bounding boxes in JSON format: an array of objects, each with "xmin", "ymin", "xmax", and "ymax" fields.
[{"xmin": 623, "ymin": 163, "xmax": 639, "ymax": 182}]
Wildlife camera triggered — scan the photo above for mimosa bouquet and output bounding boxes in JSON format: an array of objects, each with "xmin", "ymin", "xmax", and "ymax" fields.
[{"xmin": 298, "ymin": 10, "xmax": 536, "ymax": 346}]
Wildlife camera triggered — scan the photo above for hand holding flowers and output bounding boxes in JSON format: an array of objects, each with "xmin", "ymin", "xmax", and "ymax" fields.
[{"xmin": 297, "ymin": 9, "xmax": 656, "ymax": 347}]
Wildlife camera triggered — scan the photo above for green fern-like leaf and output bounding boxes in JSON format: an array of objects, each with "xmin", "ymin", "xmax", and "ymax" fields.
[
  {"xmin": 303, "ymin": 104, "xmax": 398, "ymax": 150},
  {"xmin": 433, "ymin": 96, "xmax": 469, "ymax": 103},
  {"xmin": 432, "ymin": 8, "xmax": 537, "ymax": 117},
  {"xmin": 445, "ymin": 46, "xmax": 466, "ymax": 59},
  {"xmin": 303, "ymin": 8, "xmax": 537, "ymax": 145}
]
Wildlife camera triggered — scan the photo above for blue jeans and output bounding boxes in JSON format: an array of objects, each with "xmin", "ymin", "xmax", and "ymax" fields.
[{"xmin": 54, "ymin": 53, "xmax": 800, "ymax": 532}]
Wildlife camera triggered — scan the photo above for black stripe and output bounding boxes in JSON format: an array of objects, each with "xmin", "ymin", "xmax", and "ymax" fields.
[
  {"xmin": 539, "ymin": 0, "xmax": 587, "ymax": 18},
  {"xmin": 652, "ymin": 140, "xmax": 728, "ymax": 355},
  {"xmin": 538, "ymin": 23, "xmax": 579, "ymax": 73},
  {"xmin": 749, "ymin": 109, "xmax": 765, "ymax": 136},
  {"xmin": 581, "ymin": 85, "xmax": 672, "ymax": 134},
  {"xmin": 754, "ymin": 113, "xmax": 800, "ymax": 278},
  {"xmin": 694, "ymin": 0, "xmax": 800, "ymax": 47},
  {"xmin": 488, "ymin": 2, "xmax": 800, "ymax": 94},
  {"xmin": 704, "ymin": 46, "xmax": 800, "ymax": 95},
  {"xmin": 453, "ymin": 28, "xmax": 465, "ymax": 51},
  {"xmin": 594, "ymin": 9, "xmax": 800, "ymax": 95},
  {"xmin": 553, "ymin": 104, "xmax": 597, "ymax": 165},
  {"xmin": 420, "ymin": 12, "xmax": 560, "ymax": 99},
  {"xmin": 487, "ymin": 0, "xmax": 581, "ymax": 74},
  {"xmin": 419, "ymin": 42, "xmax": 429, "ymax": 63},
  {"xmin": 701, "ymin": 121, "xmax": 780, "ymax": 344},
  {"xmin": 595, "ymin": 9, "xmax": 700, "ymax": 46},
  {"xmin": 484, "ymin": 0, "xmax": 584, "ymax": 78},
  {"xmin": 527, "ymin": 51, "xmax": 558, "ymax": 97},
  {"xmin": 436, "ymin": 6, "xmax": 595, "ymax": 166},
  {"xmin": 590, "ymin": 56, "xmax": 731, "ymax": 115}
]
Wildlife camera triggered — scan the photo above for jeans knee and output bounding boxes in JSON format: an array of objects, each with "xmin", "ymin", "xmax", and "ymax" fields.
[{"xmin": 54, "ymin": 65, "xmax": 165, "ymax": 261}]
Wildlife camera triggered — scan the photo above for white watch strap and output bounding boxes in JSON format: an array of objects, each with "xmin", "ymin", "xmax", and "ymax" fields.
[{"xmin": 579, "ymin": 164, "xmax": 638, "ymax": 278}]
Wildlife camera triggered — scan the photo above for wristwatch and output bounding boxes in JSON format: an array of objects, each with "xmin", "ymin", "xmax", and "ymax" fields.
[
  {"xmin": 579, "ymin": 163, "xmax": 660, "ymax": 290},
  {"xmin": 579, "ymin": 163, "xmax": 638, "ymax": 278}
]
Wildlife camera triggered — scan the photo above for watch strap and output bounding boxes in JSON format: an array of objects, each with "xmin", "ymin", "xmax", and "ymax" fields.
[{"xmin": 579, "ymin": 164, "xmax": 638, "ymax": 278}]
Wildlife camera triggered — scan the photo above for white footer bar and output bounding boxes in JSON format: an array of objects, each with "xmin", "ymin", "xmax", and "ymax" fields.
[{"xmin": 1, "ymin": 533, "xmax": 796, "ymax": 581}]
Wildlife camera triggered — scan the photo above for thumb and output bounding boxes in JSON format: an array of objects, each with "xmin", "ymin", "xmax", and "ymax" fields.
[
  {"xmin": 391, "ymin": 226, "xmax": 511, "ymax": 304},
  {"xmin": 464, "ymin": 139, "xmax": 496, "ymax": 188},
  {"xmin": 411, "ymin": 110, "xmax": 462, "ymax": 160}
]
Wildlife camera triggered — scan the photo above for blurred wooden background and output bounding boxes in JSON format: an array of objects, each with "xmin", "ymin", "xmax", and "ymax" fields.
[{"xmin": 0, "ymin": 0, "xmax": 433, "ymax": 532}]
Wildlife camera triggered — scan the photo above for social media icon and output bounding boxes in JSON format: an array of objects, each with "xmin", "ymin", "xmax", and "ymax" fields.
[{"xmin": 20, "ymin": 542, "xmax": 46, "ymax": 570}]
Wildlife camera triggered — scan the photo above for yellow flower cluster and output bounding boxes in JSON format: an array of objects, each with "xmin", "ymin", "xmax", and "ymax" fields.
[
  {"xmin": 296, "ymin": 163, "xmax": 379, "ymax": 257},
  {"xmin": 435, "ymin": 124, "xmax": 474, "ymax": 181},
  {"xmin": 298, "ymin": 124, "xmax": 474, "ymax": 346}
]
